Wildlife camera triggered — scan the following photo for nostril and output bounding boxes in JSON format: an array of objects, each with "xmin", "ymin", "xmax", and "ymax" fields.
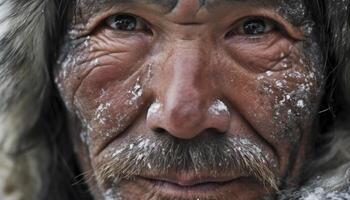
[
  {"xmin": 206, "ymin": 127, "xmax": 226, "ymax": 135},
  {"xmin": 153, "ymin": 127, "xmax": 167, "ymax": 134}
]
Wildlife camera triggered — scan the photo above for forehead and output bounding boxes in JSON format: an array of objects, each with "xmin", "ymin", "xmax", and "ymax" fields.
[
  {"xmin": 77, "ymin": 0, "xmax": 305, "ymax": 12},
  {"xmin": 75, "ymin": 0, "xmax": 308, "ymax": 27}
]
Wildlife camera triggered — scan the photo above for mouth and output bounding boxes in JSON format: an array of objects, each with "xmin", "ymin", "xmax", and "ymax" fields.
[
  {"xmin": 143, "ymin": 176, "xmax": 236, "ymax": 187},
  {"xmin": 135, "ymin": 171, "xmax": 254, "ymax": 199}
]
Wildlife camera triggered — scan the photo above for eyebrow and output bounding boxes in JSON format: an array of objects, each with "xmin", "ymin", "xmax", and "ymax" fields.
[
  {"xmin": 76, "ymin": 0, "xmax": 307, "ymax": 27},
  {"xmin": 78, "ymin": 0, "xmax": 179, "ymax": 12}
]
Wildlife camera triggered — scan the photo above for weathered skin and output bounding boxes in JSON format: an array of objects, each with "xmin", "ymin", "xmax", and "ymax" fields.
[{"xmin": 55, "ymin": 0, "xmax": 324, "ymax": 199}]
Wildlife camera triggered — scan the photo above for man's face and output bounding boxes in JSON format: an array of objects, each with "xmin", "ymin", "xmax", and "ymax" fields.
[{"xmin": 55, "ymin": 0, "xmax": 324, "ymax": 199}]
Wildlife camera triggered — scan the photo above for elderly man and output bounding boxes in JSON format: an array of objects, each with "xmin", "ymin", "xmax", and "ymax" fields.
[{"xmin": 0, "ymin": 0, "xmax": 349, "ymax": 200}]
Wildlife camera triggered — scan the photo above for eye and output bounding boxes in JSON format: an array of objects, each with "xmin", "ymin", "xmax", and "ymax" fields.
[
  {"xmin": 242, "ymin": 18, "xmax": 273, "ymax": 35},
  {"xmin": 227, "ymin": 17, "xmax": 277, "ymax": 37},
  {"xmin": 105, "ymin": 14, "xmax": 149, "ymax": 32}
]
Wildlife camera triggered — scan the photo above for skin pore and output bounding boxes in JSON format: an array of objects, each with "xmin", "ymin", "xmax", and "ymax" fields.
[{"xmin": 55, "ymin": 0, "xmax": 324, "ymax": 199}]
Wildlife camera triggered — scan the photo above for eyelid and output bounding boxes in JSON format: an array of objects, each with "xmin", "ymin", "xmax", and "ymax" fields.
[
  {"xmin": 227, "ymin": 11, "xmax": 305, "ymax": 41},
  {"xmin": 105, "ymin": 13, "xmax": 149, "ymax": 32},
  {"xmin": 74, "ymin": 6, "xmax": 133, "ymax": 37},
  {"xmin": 231, "ymin": 17, "xmax": 276, "ymax": 36},
  {"xmin": 267, "ymin": 14, "xmax": 305, "ymax": 40}
]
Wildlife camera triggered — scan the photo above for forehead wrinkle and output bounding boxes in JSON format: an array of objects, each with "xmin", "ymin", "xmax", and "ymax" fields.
[
  {"xmin": 146, "ymin": 0, "xmax": 280, "ymax": 13},
  {"xmin": 75, "ymin": 0, "xmax": 308, "ymax": 27},
  {"xmin": 195, "ymin": 0, "xmax": 285, "ymax": 11},
  {"xmin": 78, "ymin": 0, "xmax": 179, "ymax": 11},
  {"xmin": 144, "ymin": 0, "xmax": 179, "ymax": 10},
  {"xmin": 77, "ymin": 0, "xmax": 295, "ymax": 16},
  {"xmin": 78, "ymin": 0, "xmax": 280, "ymax": 11}
]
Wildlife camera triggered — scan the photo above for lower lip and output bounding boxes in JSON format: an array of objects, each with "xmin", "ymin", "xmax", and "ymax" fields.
[{"xmin": 137, "ymin": 176, "xmax": 248, "ymax": 198}]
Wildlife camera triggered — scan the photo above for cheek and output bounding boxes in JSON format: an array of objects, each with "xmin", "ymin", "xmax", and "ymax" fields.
[
  {"xmin": 55, "ymin": 33, "xmax": 153, "ymax": 154},
  {"xmin": 224, "ymin": 35, "xmax": 323, "ymax": 141},
  {"xmin": 259, "ymin": 65, "xmax": 322, "ymax": 141},
  {"xmin": 220, "ymin": 38, "xmax": 323, "ymax": 175},
  {"xmin": 258, "ymin": 41, "xmax": 324, "ymax": 141},
  {"xmin": 56, "ymin": 32, "xmax": 150, "ymax": 99},
  {"xmin": 255, "ymin": 60, "xmax": 323, "ymax": 180},
  {"xmin": 225, "ymin": 34, "xmax": 297, "ymax": 72}
]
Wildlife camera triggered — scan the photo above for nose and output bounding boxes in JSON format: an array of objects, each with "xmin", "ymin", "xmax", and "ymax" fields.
[{"xmin": 147, "ymin": 44, "xmax": 230, "ymax": 139}]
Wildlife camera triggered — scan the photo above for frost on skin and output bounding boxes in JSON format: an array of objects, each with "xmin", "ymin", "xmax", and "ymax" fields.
[
  {"xmin": 258, "ymin": 43, "xmax": 323, "ymax": 141},
  {"xmin": 147, "ymin": 100, "xmax": 162, "ymax": 119},
  {"xmin": 276, "ymin": 0, "xmax": 308, "ymax": 27},
  {"xmin": 94, "ymin": 102, "xmax": 112, "ymax": 125},
  {"xmin": 208, "ymin": 99, "xmax": 229, "ymax": 116},
  {"xmin": 127, "ymin": 77, "xmax": 143, "ymax": 106},
  {"xmin": 55, "ymin": 28, "xmax": 151, "ymax": 155},
  {"xmin": 255, "ymin": 1, "xmax": 324, "ymax": 141},
  {"xmin": 55, "ymin": 35, "xmax": 98, "ymax": 110},
  {"xmin": 81, "ymin": 77, "xmax": 146, "ymax": 155},
  {"xmin": 104, "ymin": 188, "xmax": 122, "ymax": 200},
  {"xmin": 80, "ymin": 131, "xmax": 90, "ymax": 145}
]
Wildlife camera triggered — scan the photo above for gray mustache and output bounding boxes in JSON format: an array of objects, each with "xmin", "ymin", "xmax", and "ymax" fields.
[{"xmin": 95, "ymin": 134, "xmax": 279, "ymax": 190}]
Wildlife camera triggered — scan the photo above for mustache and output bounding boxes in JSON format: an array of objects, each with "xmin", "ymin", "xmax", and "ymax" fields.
[{"xmin": 95, "ymin": 134, "xmax": 279, "ymax": 190}]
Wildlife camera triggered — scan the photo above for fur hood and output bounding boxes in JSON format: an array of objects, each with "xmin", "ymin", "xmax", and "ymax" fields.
[{"xmin": 0, "ymin": 0, "xmax": 349, "ymax": 200}]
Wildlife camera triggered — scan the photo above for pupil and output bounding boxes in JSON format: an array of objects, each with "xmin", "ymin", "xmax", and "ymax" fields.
[
  {"xmin": 243, "ymin": 19, "xmax": 266, "ymax": 35},
  {"xmin": 113, "ymin": 15, "xmax": 137, "ymax": 31}
]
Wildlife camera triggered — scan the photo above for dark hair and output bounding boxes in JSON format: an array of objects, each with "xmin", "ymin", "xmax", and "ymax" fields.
[{"xmin": 38, "ymin": 1, "xmax": 95, "ymax": 199}]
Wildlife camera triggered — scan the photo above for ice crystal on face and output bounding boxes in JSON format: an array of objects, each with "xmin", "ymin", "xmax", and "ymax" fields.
[
  {"xmin": 266, "ymin": 71, "xmax": 273, "ymax": 76},
  {"xmin": 84, "ymin": 36, "xmax": 90, "ymax": 47},
  {"xmin": 80, "ymin": 131, "xmax": 90, "ymax": 145},
  {"xmin": 147, "ymin": 101, "xmax": 162, "ymax": 119},
  {"xmin": 112, "ymin": 149, "xmax": 123, "ymax": 158},
  {"xmin": 128, "ymin": 77, "xmax": 143, "ymax": 106},
  {"xmin": 92, "ymin": 58, "xmax": 99, "ymax": 67},
  {"xmin": 276, "ymin": 0, "xmax": 307, "ymax": 26},
  {"xmin": 275, "ymin": 80, "xmax": 284, "ymax": 88},
  {"xmin": 104, "ymin": 189, "xmax": 115, "ymax": 200},
  {"xmin": 94, "ymin": 102, "xmax": 112, "ymax": 125},
  {"xmin": 137, "ymin": 138, "xmax": 150, "ymax": 149},
  {"xmin": 297, "ymin": 100, "xmax": 305, "ymax": 108},
  {"xmin": 103, "ymin": 188, "xmax": 122, "ymax": 200},
  {"xmin": 209, "ymin": 99, "xmax": 229, "ymax": 115}
]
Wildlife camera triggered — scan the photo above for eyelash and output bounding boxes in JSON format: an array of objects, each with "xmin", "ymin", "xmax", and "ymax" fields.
[
  {"xmin": 103, "ymin": 13, "xmax": 285, "ymax": 43},
  {"xmin": 225, "ymin": 17, "xmax": 281, "ymax": 38},
  {"xmin": 104, "ymin": 13, "xmax": 152, "ymax": 34}
]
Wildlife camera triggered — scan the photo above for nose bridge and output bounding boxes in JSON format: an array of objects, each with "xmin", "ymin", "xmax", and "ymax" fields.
[
  {"xmin": 147, "ymin": 39, "xmax": 231, "ymax": 139},
  {"xmin": 165, "ymin": 43, "xmax": 208, "ymax": 129},
  {"xmin": 169, "ymin": 43, "xmax": 205, "ymax": 92},
  {"xmin": 164, "ymin": 39, "xmax": 209, "ymax": 93},
  {"xmin": 147, "ymin": 41, "xmax": 220, "ymax": 139}
]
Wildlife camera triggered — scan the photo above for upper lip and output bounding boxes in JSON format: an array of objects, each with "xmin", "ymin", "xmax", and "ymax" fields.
[{"xmin": 139, "ymin": 171, "xmax": 246, "ymax": 186}]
